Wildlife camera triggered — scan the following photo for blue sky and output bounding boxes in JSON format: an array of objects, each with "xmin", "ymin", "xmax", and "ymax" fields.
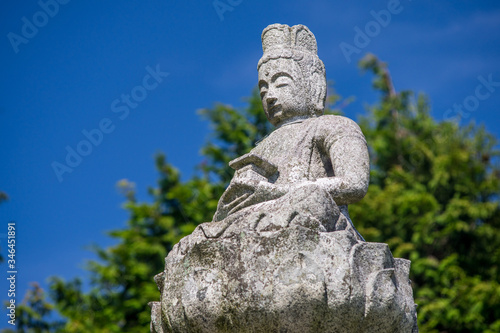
[{"xmin": 0, "ymin": 0, "xmax": 499, "ymax": 326}]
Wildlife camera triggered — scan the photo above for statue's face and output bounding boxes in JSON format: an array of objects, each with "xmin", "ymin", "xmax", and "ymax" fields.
[{"xmin": 258, "ymin": 58, "xmax": 310, "ymax": 127}]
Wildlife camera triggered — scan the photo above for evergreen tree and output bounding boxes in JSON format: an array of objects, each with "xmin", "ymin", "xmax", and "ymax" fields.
[{"xmin": 349, "ymin": 54, "xmax": 500, "ymax": 332}]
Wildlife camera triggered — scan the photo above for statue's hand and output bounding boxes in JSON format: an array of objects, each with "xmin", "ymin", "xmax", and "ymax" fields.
[
  {"xmin": 215, "ymin": 180, "xmax": 287, "ymax": 220},
  {"xmin": 228, "ymin": 180, "xmax": 287, "ymax": 215}
]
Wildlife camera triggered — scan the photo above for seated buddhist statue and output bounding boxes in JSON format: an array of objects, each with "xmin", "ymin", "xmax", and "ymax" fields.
[
  {"xmin": 201, "ymin": 24, "xmax": 370, "ymax": 240},
  {"xmin": 151, "ymin": 24, "xmax": 419, "ymax": 333}
]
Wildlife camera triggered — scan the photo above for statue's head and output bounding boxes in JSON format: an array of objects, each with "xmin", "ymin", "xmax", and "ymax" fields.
[{"xmin": 258, "ymin": 24, "xmax": 327, "ymax": 127}]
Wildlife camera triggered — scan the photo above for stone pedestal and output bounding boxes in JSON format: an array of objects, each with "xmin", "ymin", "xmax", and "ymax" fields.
[{"xmin": 150, "ymin": 223, "xmax": 418, "ymax": 333}]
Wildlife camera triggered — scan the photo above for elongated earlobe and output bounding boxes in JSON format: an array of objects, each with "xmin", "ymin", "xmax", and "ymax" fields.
[{"xmin": 311, "ymin": 71, "xmax": 327, "ymax": 116}]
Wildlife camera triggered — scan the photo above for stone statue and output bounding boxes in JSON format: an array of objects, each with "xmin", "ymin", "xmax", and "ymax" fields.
[
  {"xmin": 206, "ymin": 23, "xmax": 369, "ymax": 241},
  {"xmin": 151, "ymin": 24, "xmax": 418, "ymax": 333}
]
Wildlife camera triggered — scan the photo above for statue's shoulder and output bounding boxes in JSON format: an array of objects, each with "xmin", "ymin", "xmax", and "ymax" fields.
[{"xmin": 312, "ymin": 115, "xmax": 364, "ymax": 135}]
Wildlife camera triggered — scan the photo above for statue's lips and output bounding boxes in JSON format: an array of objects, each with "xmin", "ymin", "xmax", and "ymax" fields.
[{"xmin": 268, "ymin": 104, "xmax": 282, "ymax": 116}]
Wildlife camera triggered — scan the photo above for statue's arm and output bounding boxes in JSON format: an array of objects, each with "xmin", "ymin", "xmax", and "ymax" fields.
[
  {"xmin": 314, "ymin": 117, "xmax": 370, "ymax": 206},
  {"xmin": 316, "ymin": 135, "xmax": 370, "ymax": 205}
]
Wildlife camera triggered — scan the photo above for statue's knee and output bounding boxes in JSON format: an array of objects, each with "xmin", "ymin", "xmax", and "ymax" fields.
[
  {"xmin": 281, "ymin": 182, "xmax": 339, "ymax": 232},
  {"xmin": 289, "ymin": 182, "xmax": 332, "ymax": 204},
  {"xmin": 286, "ymin": 182, "xmax": 338, "ymax": 216}
]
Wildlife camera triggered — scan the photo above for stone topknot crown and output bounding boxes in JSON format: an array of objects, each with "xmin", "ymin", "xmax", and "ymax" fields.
[{"xmin": 261, "ymin": 24, "xmax": 318, "ymax": 56}]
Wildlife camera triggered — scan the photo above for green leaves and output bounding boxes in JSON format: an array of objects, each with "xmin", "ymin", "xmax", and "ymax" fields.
[{"xmin": 351, "ymin": 54, "xmax": 500, "ymax": 333}]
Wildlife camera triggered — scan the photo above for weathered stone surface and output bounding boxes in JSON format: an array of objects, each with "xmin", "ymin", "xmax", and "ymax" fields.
[
  {"xmin": 150, "ymin": 23, "xmax": 418, "ymax": 332},
  {"xmin": 151, "ymin": 223, "xmax": 417, "ymax": 332}
]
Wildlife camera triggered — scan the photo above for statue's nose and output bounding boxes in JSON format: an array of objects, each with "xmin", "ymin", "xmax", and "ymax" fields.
[{"xmin": 266, "ymin": 96, "xmax": 277, "ymax": 107}]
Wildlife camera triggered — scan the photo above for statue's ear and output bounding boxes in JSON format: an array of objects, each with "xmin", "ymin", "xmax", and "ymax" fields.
[{"xmin": 311, "ymin": 71, "xmax": 326, "ymax": 116}]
